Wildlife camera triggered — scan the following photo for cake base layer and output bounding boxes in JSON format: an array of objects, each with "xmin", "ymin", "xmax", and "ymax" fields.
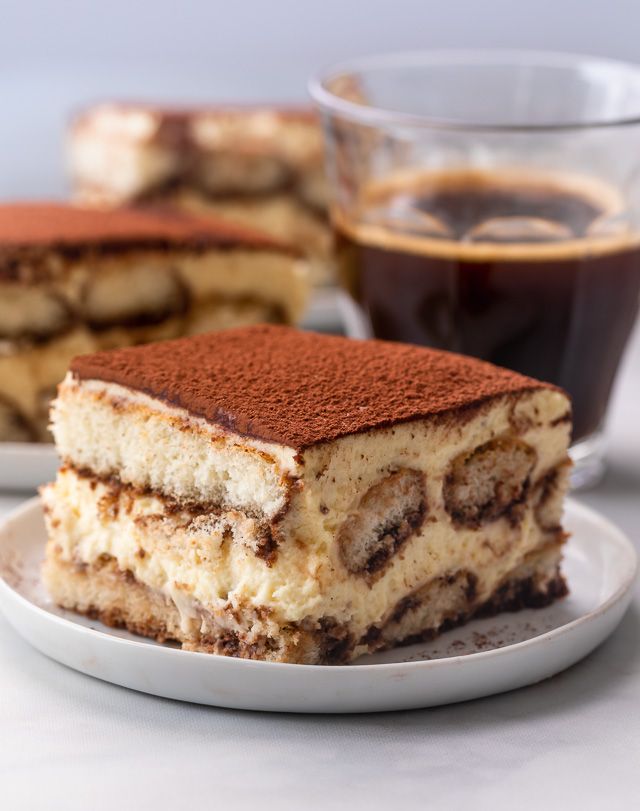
[{"xmin": 43, "ymin": 545, "xmax": 567, "ymax": 664}]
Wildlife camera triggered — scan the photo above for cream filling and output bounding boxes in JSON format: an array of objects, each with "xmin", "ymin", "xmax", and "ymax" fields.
[
  {"xmin": 46, "ymin": 384, "xmax": 570, "ymax": 638},
  {"xmin": 43, "ymin": 462, "xmax": 561, "ymax": 638},
  {"xmin": 42, "ymin": 469, "xmax": 321, "ymax": 630}
]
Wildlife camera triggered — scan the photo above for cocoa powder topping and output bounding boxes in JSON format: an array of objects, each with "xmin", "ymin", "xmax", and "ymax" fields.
[{"xmin": 71, "ymin": 325, "xmax": 557, "ymax": 449}]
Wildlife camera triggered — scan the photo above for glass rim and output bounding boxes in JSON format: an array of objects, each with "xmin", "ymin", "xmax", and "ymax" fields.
[{"xmin": 309, "ymin": 49, "xmax": 640, "ymax": 132}]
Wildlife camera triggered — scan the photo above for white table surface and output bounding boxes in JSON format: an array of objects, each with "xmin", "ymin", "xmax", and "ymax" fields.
[{"xmin": 1, "ymin": 328, "xmax": 639, "ymax": 811}]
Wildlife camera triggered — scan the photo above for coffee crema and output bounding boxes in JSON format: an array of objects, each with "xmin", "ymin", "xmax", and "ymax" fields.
[{"xmin": 335, "ymin": 168, "xmax": 640, "ymax": 441}]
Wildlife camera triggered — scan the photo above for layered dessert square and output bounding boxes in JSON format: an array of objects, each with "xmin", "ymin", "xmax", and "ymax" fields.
[
  {"xmin": 68, "ymin": 103, "xmax": 331, "ymax": 283},
  {"xmin": 0, "ymin": 204, "xmax": 308, "ymax": 442},
  {"xmin": 42, "ymin": 326, "xmax": 571, "ymax": 664}
]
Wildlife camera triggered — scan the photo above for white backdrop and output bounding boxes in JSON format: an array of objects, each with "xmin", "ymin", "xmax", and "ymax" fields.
[{"xmin": 1, "ymin": 0, "xmax": 640, "ymax": 196}]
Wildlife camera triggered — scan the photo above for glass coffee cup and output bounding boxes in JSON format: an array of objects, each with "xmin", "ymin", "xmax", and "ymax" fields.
[{"xmin": 310, "ymin": 50, "xmax": 640, "ymax": 488}]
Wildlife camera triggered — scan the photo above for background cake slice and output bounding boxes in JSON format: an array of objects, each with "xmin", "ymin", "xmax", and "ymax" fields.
[
  {"xmin": 0, "ymin": 204, "xmax": 308, "ymax": 442},
  {"xmin": 68, "ymin": 102, "xmax": 332, "ymax": 284},
  {"xmin": 42, "ymin": 325, "xmax": 572, "ymax": 664}
]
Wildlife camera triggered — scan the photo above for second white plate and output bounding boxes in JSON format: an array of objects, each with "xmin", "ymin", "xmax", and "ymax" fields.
[
  {"xmin": 0, "ymin": 497, "xmax": 635, "ymax": 713},
  {"xmin": 0, "ymin": 443, "xmax": 58, "ymax": 492}
]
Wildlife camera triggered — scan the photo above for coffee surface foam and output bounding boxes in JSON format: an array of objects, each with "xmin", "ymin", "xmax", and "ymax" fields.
[{"xmin": 336, "ymin": 167, "xmax": 639, "ymax": 262}]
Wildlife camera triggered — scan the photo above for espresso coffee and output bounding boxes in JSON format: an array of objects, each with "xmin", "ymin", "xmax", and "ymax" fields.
[{"xmin": 336, "ymin": 169, "xmax": 640, "ymax": 442}]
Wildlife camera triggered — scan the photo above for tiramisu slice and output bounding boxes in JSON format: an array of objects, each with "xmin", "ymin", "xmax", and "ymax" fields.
[
  {"xmin": 68, "ymin": 103, "xmax": 331, "ymax": 283},
  {"xmin": 0, "ymin": 205, "xmax": 308, "ymax": 442},
  {"xmin": 42, "ymin": 326, "xmax": 572, "ymax": 664}
]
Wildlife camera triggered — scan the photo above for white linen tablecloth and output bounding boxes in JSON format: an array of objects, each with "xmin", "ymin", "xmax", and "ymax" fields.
[{"xmin": 1, "ymin": 325, "xmax": 639, "ymax": 811}]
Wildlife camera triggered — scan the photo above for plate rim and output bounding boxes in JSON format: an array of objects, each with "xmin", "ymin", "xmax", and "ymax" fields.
[{"xmin": 0, "ymin": 495, "xmax": 637, "ymax": 674}]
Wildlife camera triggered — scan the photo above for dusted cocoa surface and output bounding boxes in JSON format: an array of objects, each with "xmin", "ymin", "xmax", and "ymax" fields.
[
  {"xmin": 0, "ymin": 202, "xmax": 287, "ymax": 261},
  {"xmin": 71, "ymin": 324, "xmax": 556, "ymax": 450}
]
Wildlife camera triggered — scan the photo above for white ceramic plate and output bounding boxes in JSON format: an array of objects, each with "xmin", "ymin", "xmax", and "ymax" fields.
[
  {"xmin": 0, "ymin": 497, "xmax": 635, "ymax": 713},
  {"xmin": 0, "ymin": 443, "xmax": 58, "ymax": 492}
]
